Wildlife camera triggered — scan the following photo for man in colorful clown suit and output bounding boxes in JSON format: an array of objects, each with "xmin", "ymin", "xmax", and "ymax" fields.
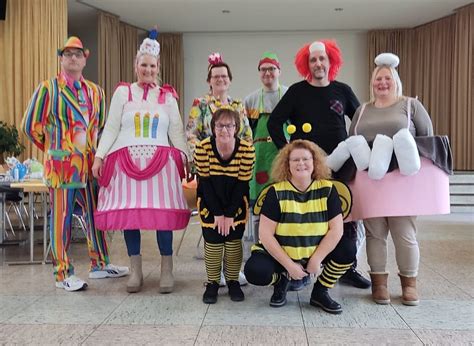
[
  {"xmin": 22, "ymin": 36, "xmax": 128, "ymax": 292},
  {"xmin": 267, "ymin": 39, "xmax": 371, "ymax": 290}
]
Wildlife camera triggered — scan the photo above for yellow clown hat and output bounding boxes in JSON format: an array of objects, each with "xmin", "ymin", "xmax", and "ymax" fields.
[{"xmin": 57, "ymin": 36, "xmax": 90, "ymax": 58}]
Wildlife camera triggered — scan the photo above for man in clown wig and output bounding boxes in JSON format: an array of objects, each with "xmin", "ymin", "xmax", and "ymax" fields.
[{"xmin": 267, "ymin": 39, "xmax": 371, "ymax": 302}]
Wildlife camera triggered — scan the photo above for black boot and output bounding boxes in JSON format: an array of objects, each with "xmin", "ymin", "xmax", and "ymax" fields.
[
  {"xmin": 270, "ymin": 274, "xmax": 290, "ymax": 307},
  {"xmin": 310, "ymin": 283, "xmax": 342, "ymax": 314},
  {"xmin": 340, "ymin": 266, "xmax": 371, "ymax": 289},
  {"xmin": 227, "ymin": 280, "xmax": 245, "ymax": 302},
  {"xmin": 203, "ymin": 282, "xmax": 219, "ymax": 304}
]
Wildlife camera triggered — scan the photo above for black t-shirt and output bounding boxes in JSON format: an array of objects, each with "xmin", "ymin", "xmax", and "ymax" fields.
[
  {"xmin": 268, "ymin": 80, "xmax": 360, "ymax": 154},
  {"xmin": 261, "ymin": 182, "xmax": 342, "ymax": 222}
]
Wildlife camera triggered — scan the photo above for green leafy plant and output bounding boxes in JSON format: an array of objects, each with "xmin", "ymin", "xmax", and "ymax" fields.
[{"xmin": 0, "ymin": 121, "xmax": 25, "ymax": 164}]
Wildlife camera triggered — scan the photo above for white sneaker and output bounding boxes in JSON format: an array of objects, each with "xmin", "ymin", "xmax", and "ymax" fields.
[
  {"xmin": 238, "ymin": 271, "xmax": 248, "ymax": 286},
  {"xmin": 55, "ymin": 275, "xmax": 88, "ymax": 292},
  {"xmin": 219, "ymin": 271, "xmax": 248, "ymax": 287},
  {"xmin": 89, "ymin": 264, "xmax": 130, "ymax": 279},
  {"xmin": 219, "ymin": 271, "xmax": 226, "ymax": 287}
]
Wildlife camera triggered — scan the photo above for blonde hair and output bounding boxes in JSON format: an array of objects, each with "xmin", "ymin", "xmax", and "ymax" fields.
[
  {"xmin": 134, "ymin": 53, "xmax": 161, "ymax": 83},
  {"xmin": 369, "ymin": 65, "xmax": 403, "ymax": 103},
  {"xmin": 271, "ymin": 139, "xmax": 331, "ymax": 182}
]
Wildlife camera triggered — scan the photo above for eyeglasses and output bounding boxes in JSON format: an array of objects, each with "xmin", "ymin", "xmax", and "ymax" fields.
[
  {"xmin": 215, "ymin": 123, "xmax": 236, "ymax": 131},
  {"xmin": 289, "ymin": 157, "xmax": 312, "ymax": 164},
  {"xmin": 211, "ymin": 75, "xmax": 229, "ymax": 80},
  {"xmin": 259, "ymin": 67, "xmax": 277, "ymax": 73},
  {"xmin": 62, "ymin": 51, "xmax": 85, "ymax": 58}
]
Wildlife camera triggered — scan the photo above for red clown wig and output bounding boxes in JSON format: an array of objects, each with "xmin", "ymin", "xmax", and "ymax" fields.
[{"xmin": 294, "ymin": 39, "xmax": 343, "ymax": 82}]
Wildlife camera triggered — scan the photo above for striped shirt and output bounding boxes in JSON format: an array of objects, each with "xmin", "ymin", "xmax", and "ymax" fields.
[{"xmin": 260, "ymin": 180, "xmax": 341, "ymax": 261}]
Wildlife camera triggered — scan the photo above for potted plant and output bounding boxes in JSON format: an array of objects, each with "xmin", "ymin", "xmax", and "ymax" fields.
[{"xmin": 0, "ymin": 121, "xmax": 25, "ymax": 165}]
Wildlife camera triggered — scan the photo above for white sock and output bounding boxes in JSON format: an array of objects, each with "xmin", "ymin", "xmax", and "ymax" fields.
[
  {"xmin": 393, "ymin": 128, "xmax": 420, "ymax": 175},
  {"xmin": 368, "ymin": 134, "xmax": 393, "ymax": 180},
  {"xmin": 326, "ymin": 141, "xmax": 351, "ymax": 172},
  {"xmin": 346, "ymin": 135, "xmax": 371, "ymax": 171}
]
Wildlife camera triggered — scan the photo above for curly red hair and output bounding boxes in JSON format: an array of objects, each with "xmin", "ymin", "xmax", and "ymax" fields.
[{"xmin": 294, "ymin": 39, "xmax": 343, "ymax": 82}]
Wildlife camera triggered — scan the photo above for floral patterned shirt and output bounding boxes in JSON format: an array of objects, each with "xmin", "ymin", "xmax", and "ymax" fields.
[{"xmin": 186, "ymin": 94, "xmax": 253, "ymax": 157}]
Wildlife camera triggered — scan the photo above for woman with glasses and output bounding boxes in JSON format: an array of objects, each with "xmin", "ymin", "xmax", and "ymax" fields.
[
  {"xmin": 186, "ymin": 52, "xmax": 253, "ymax": 287},
  {"xmin": 244, "ymin": 139, "xmax": 355, "ymax": 314},
  {"xmin": 186, "ymin": 52, "xmax": 252, "ymax": 157},
  {"xmin": 194, "ymin": 108, "xmax": 255, "ymax": 304}
]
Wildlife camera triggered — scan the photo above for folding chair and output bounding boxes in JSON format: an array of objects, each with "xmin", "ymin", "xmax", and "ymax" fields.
[{"xmin": 4, "ymin": 188, "xmax": 27, "ymax": 236}]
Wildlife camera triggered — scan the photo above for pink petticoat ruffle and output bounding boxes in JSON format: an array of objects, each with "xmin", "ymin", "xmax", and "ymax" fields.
[{"xmin": 95, "ymin": 208, "xmax": 191, "ymax": 231}]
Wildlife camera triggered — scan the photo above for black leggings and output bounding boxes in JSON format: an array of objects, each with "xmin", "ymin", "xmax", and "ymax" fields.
[{"xmin": 244, "ymin": 232, "xmax": 356, "ymax": 286}]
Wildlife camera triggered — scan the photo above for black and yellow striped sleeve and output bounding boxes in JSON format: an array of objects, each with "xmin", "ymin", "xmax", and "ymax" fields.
[
  {"xmin": 194, "ymin": 139, "xmax": 210, "ymax": 178},
  {"xmin": 237, "ymin": 140, "xmax": 255, "ymax": 182}
]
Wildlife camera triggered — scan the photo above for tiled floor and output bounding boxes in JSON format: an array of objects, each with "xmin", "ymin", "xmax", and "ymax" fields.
[{"xmin": 0, "ymin": 213, "xmax": 473, "ymax": 345}]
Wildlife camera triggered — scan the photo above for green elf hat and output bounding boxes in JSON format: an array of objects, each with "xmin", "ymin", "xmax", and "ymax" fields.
[{"xmin": 258, "ymin": 51, "xmax": 280, "ymax": 69}]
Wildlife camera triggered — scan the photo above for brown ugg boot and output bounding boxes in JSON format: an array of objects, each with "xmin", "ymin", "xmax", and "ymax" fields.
[
  {"xmin": 126, "ymin": 255, "xmax": 143, "ymax": 293},
  {"xmin": 399, "ymin": 274, "xmax": 419, "ymax": 306},
  {"xmin": 369, "ymin": 273, "xmax": 390, "ymax": 305},
  {"xmin": 159, "ymin": 255, "xmax": 174, "ymax": 294}
]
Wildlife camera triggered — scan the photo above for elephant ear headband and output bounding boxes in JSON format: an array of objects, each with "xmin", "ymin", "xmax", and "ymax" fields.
[{"xmin": 374, "ymin": 53, "xmax": 399, "ymax": 67}]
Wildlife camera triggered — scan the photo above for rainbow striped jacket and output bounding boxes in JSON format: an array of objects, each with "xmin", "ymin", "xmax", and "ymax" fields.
[{"xmin": 22, "ymin": 74, "xmax": 106, "ymax": 189}]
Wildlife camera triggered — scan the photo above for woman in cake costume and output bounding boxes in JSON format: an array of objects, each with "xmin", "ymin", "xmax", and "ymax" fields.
[
  {"xmin": 326, "ymin": 53, "xmax": 452, "ymax": 306},
  {"xmin": 194, "ymin": 108, "xmax": 255, "ymax": 304},
  {"xmin": 92, "ymin": 30, "xmax": 191, "ymax": 294},
  {"xmin": 186, "ymin": 52, "xmax": 252, "ymax": 286},
  {"xmin": 244, "ymin": 140, "xmax": 356, "ymax": 314}
]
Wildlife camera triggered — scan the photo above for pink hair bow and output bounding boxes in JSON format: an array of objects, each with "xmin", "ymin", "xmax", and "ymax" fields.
[
  {"xmin": 158, "ymin": 84, "xmax": 179, "ymax": 104},
  {"xmin": 208, "ymin": 52, "xmax": 223, "ymax": 66}
]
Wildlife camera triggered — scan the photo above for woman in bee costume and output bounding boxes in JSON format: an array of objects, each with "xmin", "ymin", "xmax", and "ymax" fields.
[{"xmin": 244, "ymin": 139, "xmax": 355, "ymax": 314}]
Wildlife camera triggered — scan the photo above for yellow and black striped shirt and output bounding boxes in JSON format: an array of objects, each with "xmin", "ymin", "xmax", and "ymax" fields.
[
  {"xmin": 259, "ymin": 180, "xmax": 341, "ymax": 261},
  {"xmin": 194, "ymin": 137, "xmax": 255, "ymax": 220}
]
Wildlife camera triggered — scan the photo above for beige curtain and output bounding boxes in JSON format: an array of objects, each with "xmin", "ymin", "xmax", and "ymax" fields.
[
  {"xmin": 0, "ymin": 0, "xmax": 67, "ymax": 161},
  {"xmin": 367, "ymin": 4, "xmax": 473, "ymax": 170},
  {"xmin": 158, "ymin": 33, "xmax": 184, "ymax": 115},
  {"xmin": 412, "ymin": 16, "xmax": 455, "ymax": 137},
  {"xmin": 451, "ymin": 4, "xmax": 473, "ymax": 171},
  {"xmin": 98, "ymin": 13, "xmax": 144, "ymax": 106},
  {"xmin": 119, "ymin": 22, "xmax": 139, "ymax": 83},
  {"xmin": 98, "ymin": 12, "xmax": 120, "ymax": 106}
]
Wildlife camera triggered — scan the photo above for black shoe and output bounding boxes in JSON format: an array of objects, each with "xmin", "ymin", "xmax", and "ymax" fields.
[
  {"xmin": 310, "ymin": 285, "xmax": 342, "ymax": 314},
  {"xmin": 203, "ymin": 282, "xmax": 219, "ymax": 304},
  {"xmin": 227, "ymin": 280, "xmax": 245, "ymax": 302},
  {"xmin": 270, "ymin": 275, "xmax": 290, "ymax": 307},
  {"xmin": 288, "ymin": 275, "xmax": 311, "ymax": 292},
  {"xmin": 340, "ymin": 268, "xmax": 371, "ymax": 289}
]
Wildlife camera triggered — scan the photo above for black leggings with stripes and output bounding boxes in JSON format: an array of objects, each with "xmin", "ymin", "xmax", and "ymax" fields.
[{"xmin": 244, "ymin": 232, "xmax": 356, "ymax": 286}]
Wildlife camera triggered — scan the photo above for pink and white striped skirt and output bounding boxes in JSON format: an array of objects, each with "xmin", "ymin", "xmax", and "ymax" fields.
[{"xmin": 94, "ymin": 145, "xmax": 190, "ymax": 231}]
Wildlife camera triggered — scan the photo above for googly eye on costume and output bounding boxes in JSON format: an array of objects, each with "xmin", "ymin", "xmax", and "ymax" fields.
[
  {"xmin": 286, "ymin": 123, "xmax": 312, "ymax": 135},
  {"xmin": 287, "ymin": 124, "xmax": 296, "ymax": 134},
  {"xmin": 302, "ymin": 123, "xmax": 312, "ymax": 133}
]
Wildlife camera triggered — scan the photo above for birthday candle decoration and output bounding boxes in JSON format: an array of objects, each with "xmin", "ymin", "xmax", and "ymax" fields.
[
  {"xmin": 134, "ymin": 112, "xmax": 141, "ymax": 137},
  {"xmin": 143, "ymin": 112, "xmax": 150, "ymax": 138},
  {"xmin": 151, "ymin": 113, "xmax": 160, "ymax": 138}
]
